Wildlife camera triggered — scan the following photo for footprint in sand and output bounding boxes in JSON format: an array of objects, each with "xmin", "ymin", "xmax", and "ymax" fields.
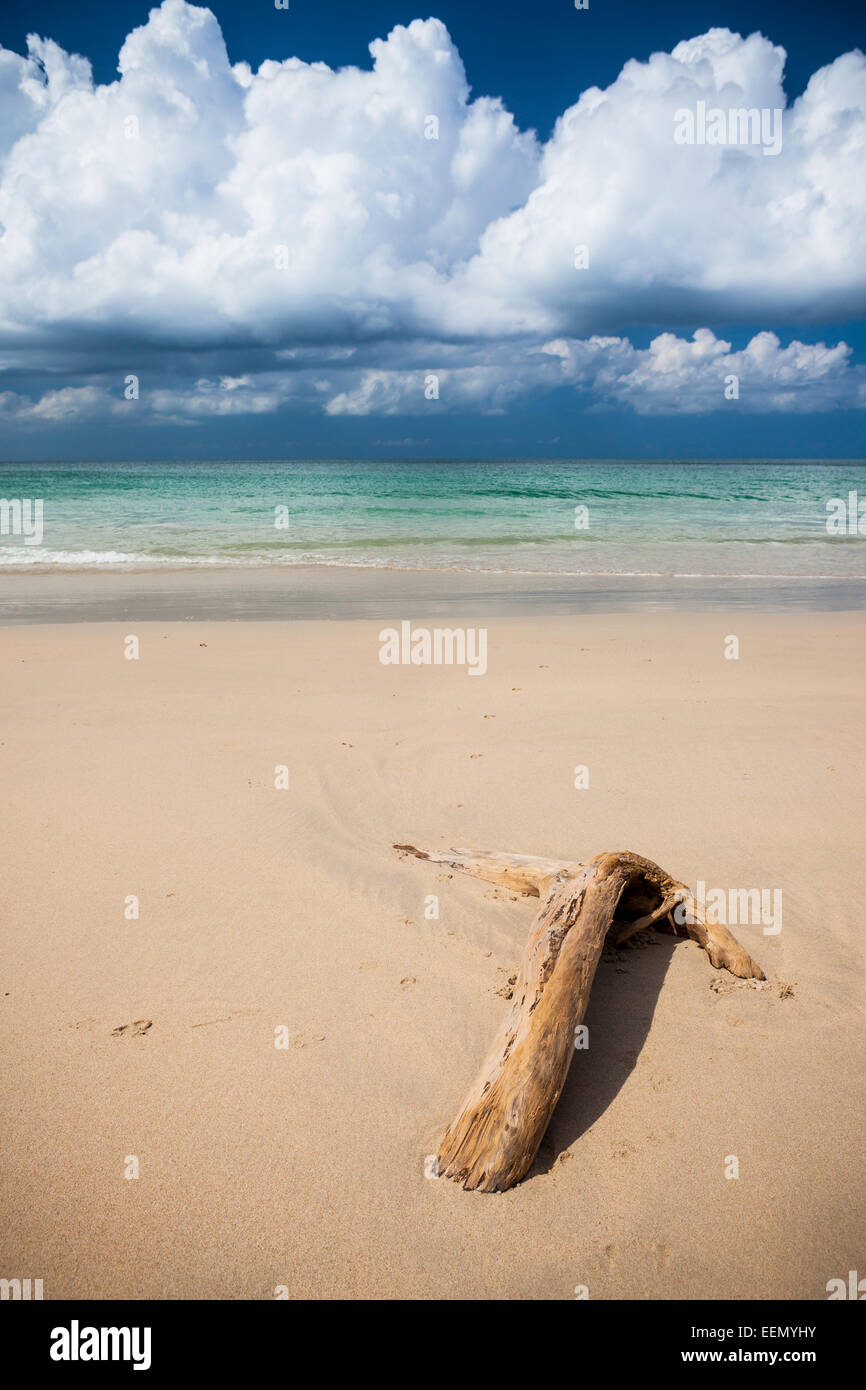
[{"xmin": 111, "ymin": 1020, "xmax": 152, "ymax": 1038}]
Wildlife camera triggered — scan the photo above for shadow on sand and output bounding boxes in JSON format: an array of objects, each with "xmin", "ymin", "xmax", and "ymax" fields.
[{"xmin": 530, "ymin": 932, "xmax": 682, "ymax": 1179}]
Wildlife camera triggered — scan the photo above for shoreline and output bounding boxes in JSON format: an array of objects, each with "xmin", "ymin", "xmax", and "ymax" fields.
[{"xmin": 3, "ymin": 565, "xmax": 866, "ymax": 623}]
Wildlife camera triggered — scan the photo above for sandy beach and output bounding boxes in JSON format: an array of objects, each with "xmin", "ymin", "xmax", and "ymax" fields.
[{"xmin": 2, "ymin": 605, "xmax": 864, "ymax": 1299}]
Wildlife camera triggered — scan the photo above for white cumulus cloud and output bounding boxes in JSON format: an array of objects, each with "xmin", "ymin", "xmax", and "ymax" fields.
[{"xmin": 0, "ymin": 2, "xmax": 864, "ymax": 423}]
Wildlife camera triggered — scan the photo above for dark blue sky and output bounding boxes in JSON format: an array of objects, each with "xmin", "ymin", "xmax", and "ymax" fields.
[{"xmin": 1, "ymin": 0, "xmax": 864, "ymax": 459}]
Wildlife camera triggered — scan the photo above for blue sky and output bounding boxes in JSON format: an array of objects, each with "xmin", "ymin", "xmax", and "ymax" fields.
[
  {"xmin": 2, "ymin": 0, "xmax": 862, "ymax": 140},
  {"xmin": 0, "ymin": 0, "xmax": 864, "ymax": 458}
]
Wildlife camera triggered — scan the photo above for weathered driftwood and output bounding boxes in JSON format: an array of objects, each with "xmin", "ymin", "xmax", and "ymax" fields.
[{"xmin": 395, "ymin": 845, "xmax": 764, "ymax": 1193}]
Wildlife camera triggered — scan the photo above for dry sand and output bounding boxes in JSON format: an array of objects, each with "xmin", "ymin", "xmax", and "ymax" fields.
[{"xmin": 1, "ymin": 610, "xmax": 864, "ymax": 1299}]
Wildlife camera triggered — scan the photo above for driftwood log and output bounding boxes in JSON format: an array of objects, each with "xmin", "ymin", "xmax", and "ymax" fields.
[{"xmin": 395, "ymin": 845, "xmax": 765, "ymax": 1192}]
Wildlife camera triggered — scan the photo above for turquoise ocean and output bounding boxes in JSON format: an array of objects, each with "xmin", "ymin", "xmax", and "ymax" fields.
[{"xmin": 1, "ymin": 459, "xmax": 864, "ymax": 579}]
